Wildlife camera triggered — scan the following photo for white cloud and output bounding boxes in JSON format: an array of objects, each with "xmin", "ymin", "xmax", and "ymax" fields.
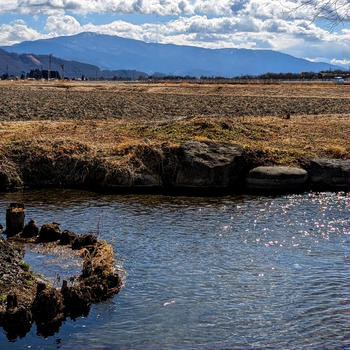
[
  {"xmin": 304, "ymin": 57, "xmax": 349, "ymax": 68},
  {"xmin": 0, "ymin": 20, "xmax": 46, "ymax": 45},
  {"xmin": 45, "ymin": 15, "xmax": 81, "ymax": 35},
  {"xmin": 331, "ymin": 58, "xmax": 350, "ymax": 66},
  {"xmin": 0, "ymin": 0, "xmax": 200, "ymax": 16},
  {"xmin": 0, "ymin": 0, "xmax": 349, "ymax": 23}
]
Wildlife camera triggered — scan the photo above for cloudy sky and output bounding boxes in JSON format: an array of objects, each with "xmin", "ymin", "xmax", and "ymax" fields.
[{"xmin": 0, "ymin": 0, "xmax": 349, "ymax": 67}]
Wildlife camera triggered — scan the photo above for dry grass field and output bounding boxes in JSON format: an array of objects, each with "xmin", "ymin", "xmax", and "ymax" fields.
[{"xmin": 0, "ymin": 80, "xmax": 349, "ymax": 165}]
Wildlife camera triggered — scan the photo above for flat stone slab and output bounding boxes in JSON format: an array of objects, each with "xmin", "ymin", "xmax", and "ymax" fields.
[
  {"xmin": 308, "ymin": 158, "xmax": 350, "ymax": 190},
  {"xmin": 246, "ymin": 166, "xmax": 308, "ymax": 191},
  {"xmin": 173, "ymin": 141, "xmax": 244, "ymax": 188}
]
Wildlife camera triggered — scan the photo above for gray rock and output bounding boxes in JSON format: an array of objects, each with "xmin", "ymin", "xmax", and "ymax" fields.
[
  {"xmin": 173, "ymin": 141, "xmax": 245, "ymax": 188},
  {"xmin": 133, "ymin": 173, "xmax": 162, "ymax": 187},
  {"xmin": 308, "ymin": 158, "xmax": 350, "ymax": 190},
  {"xmin": 246, "ymin": 166, "xmax": 308, "ymax": 192}
]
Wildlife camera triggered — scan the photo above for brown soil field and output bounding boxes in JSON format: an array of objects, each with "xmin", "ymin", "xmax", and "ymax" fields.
[
  {"xmin": 0, "ymin": 80, "xmax": 349, "ymax": 122},
  {"xmin": 0, "ymin": 80, "xmax": 349, "ymax": 166}
]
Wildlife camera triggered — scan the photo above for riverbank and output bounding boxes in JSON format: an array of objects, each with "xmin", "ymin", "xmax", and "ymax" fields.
[
  {"xmin": 0, "ymin": 81, "xmax": 348, "ymax": 193},
  {"xmin": 0, "ymin": 136, "xmax": 349, "ymax": 194}
]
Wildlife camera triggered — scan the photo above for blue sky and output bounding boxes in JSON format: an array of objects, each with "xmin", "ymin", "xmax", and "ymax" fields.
[{"xmin": 0, "ymin": 0, "xmax": 349, "ymax": 67}]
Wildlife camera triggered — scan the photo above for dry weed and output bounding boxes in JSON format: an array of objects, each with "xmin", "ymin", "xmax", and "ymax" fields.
[
  {"xmin": 81, "ymin": 241, "xmax": 115, "ymax": 276},
  {"xmin": 322, "ymin": 145, "xmax": 348, "ymax": 158}
]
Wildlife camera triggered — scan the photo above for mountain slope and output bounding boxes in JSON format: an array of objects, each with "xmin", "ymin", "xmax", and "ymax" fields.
[
  {"xmin": 0, "ymin": 48, "xmax": 147, "ymax": 79},
  {"xmin": 2, "ymin": 32, "xmax": 339, "ymax": 77}
]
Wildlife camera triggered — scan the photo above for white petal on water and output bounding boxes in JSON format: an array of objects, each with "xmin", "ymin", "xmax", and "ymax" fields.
[{"xmin": 163, "ymin": 300, "xmax": 176, "ymax": 307}]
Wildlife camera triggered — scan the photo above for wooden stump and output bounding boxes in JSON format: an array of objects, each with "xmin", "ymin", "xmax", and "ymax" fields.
[{"xmin": 6, "ymin": 203, "xmax": 25, "ymax": 237}]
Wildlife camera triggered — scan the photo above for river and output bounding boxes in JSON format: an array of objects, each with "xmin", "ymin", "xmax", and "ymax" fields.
[{"xmin": 0, "ymin": 189, "xmax": 349, "ymax": 350}]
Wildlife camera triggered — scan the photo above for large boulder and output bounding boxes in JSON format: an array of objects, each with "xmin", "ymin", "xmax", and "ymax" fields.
[
  {"xmin": 307, "ymin": 158, "xmax": 350, "ymax": 190},
  {"xmin": 246, "ymin": 166, "xmax": 308, "ymax": 192},
  {"xmin": 171, "ymin": 141, "xmax": 245, "ymax": 189}
]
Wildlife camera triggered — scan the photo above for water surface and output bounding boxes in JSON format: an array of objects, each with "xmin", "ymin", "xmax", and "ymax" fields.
[{"xmin": 0, "ymin": 189, "xmax": 349, "ymax": 350}]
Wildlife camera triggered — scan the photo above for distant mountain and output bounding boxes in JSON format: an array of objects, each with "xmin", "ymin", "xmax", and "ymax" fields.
[
  {"xmin": 0, "ymin": 48, "xmax": 148, "ymax": 79},
  {"xmin": 2, "ymin": 32, "xmax": 340, "ymax": 77}
]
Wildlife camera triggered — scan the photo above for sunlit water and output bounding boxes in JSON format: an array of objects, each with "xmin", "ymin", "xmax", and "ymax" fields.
[{"xmin": 0, "ymin": 189, "xmax": 349, "ymax": 350}]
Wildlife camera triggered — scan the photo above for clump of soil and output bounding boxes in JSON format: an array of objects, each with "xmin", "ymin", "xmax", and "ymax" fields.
[
  {"xmin": 21, "ymin": 220, "xmax": 39, "ymax": 238},
  {"xmin": 38, "ymin": 222, "xmax": 61, "ymax": 242}
]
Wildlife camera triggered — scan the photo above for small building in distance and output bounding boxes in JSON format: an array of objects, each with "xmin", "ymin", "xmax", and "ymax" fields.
[{"xmin": 333, "ymin": 76, "xmax": 345, "ymax": 84}]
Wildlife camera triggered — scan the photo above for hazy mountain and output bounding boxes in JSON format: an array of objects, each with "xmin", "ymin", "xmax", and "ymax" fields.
[
  {"xmin": 2, "ymin": 32, "xmax": 340, "ymax": 77},
  {"xmin": 0, "ymin": 48, "xmax": 148, "ymax": 79}
]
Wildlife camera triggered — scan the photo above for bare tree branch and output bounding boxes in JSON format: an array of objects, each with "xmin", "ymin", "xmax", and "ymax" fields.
[{"xmin": 286, "ymin": 0, "xmax": 350, "ymax": 27}]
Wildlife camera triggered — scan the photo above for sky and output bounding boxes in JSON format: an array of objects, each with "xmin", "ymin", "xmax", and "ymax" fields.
[{"xmin": 0, "ymin": 0, "xmax": 349, "ymax": 68}]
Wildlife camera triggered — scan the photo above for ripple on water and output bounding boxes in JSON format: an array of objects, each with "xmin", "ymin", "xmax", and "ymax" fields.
[{"xmin": 0, "ymin": 190, "xmax": 349, "ymax": 350}]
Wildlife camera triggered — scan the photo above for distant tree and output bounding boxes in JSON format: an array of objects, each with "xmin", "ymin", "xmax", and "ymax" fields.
[{"xmin": 27, "ymin": 69, "xmax": 42, "ymax": 79}]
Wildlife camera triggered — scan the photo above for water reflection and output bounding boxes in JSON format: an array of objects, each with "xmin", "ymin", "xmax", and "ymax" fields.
[{"xmin": 24, "ymin": 244, "xmax": 82, "ymax": 284}]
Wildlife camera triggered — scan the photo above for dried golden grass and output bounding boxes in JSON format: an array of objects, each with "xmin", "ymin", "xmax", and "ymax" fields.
[
  {"xmin": 81, "ymin": 241, "xmax": 115, "ymax": 276},
  {"xmin": 0, "ymin": 112, "xmax": 348, "ymax": 165},
  {"xmin": 322, "ymin": 145, "xmax": 348, "ymax": 158}
]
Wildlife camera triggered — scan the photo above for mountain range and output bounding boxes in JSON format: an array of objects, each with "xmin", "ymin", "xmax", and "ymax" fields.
[
  {"xmin": 0, "ymin": 48, "xmax": 147, "ymax": 79},
  {"xmin": 1, "ymin": 32, "xmax": 339, "ymax": 78}
]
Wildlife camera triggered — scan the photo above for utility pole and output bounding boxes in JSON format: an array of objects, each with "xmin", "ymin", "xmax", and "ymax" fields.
[{"xmin": 48, "ymin": 53, "xmax": 52, "ymax": 81}]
